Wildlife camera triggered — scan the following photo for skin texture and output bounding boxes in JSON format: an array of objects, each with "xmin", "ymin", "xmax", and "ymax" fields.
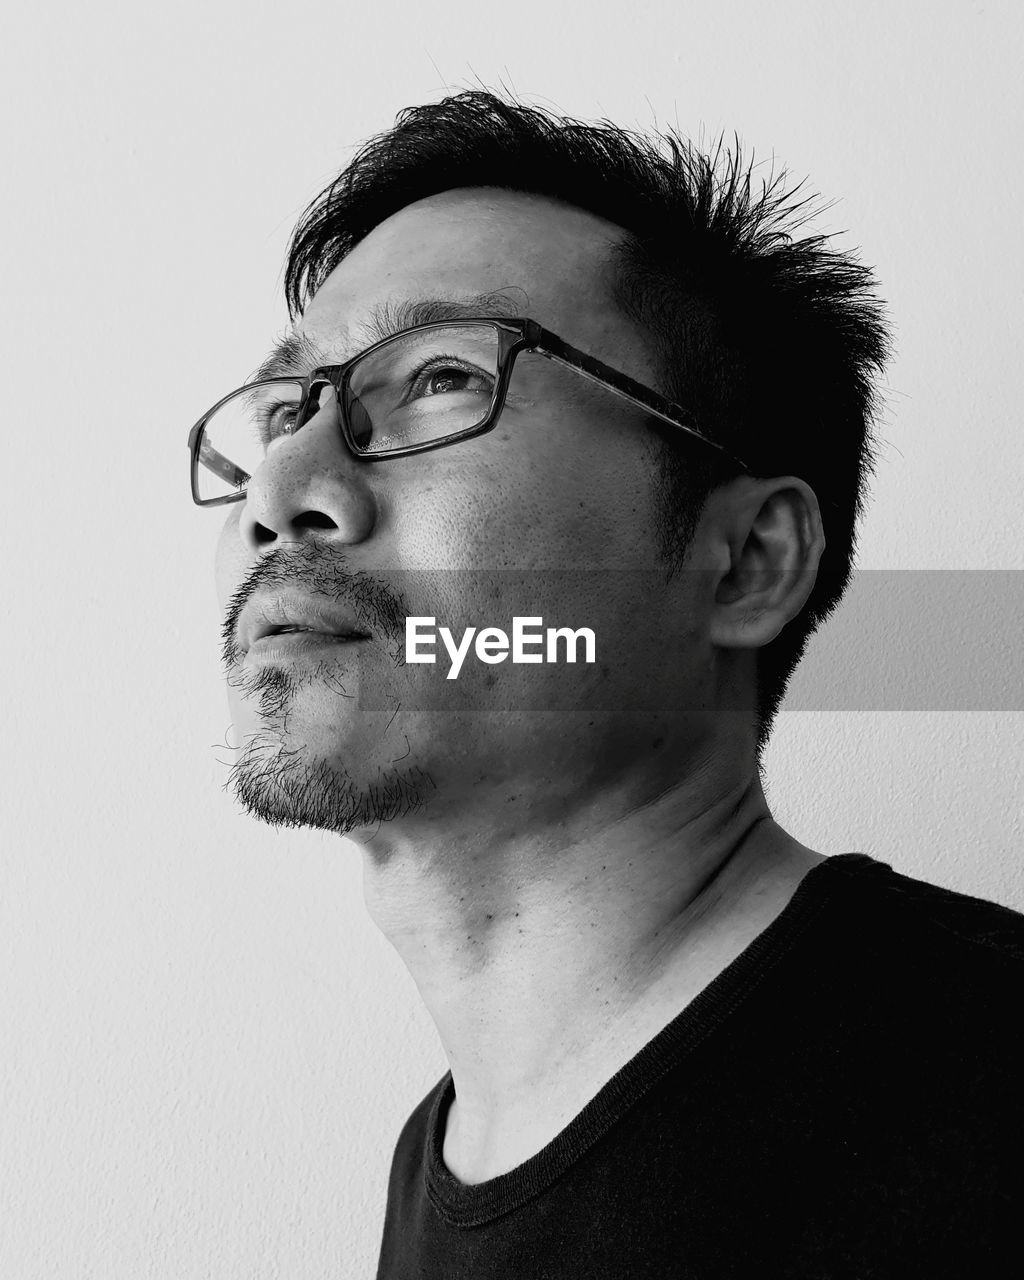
[{"xmin": 214, "ymin": 188, "xmax": 827, "ymax": 1183}]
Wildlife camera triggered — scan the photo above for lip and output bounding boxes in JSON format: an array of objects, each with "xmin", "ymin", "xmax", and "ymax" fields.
[
  {"xmin": 237, "ymin": 591, "xmax": 372, "ymax": 658},
  {"xmin": 243, "ymin": 630, "xmax": 367, "ymax": 665}
]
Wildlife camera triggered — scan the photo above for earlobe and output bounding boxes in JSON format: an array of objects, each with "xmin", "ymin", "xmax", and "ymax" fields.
[{"xmin": 709, "ymin": 477, "xmax": 825, "ymax": 650}]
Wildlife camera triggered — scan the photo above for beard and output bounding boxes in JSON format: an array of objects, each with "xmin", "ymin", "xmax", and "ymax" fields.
[
  {"xmin": 220, "ymin": 547, "xmax": 436, "ymax": 835},
  {"xmin": 228, "ymin": 727, "xmax": 435, "ymax": 834}
]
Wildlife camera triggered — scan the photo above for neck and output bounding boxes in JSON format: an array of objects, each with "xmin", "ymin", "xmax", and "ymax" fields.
[{"xmin": 355, "ymin": 747, "xmax": 822, "ymax": 1183}]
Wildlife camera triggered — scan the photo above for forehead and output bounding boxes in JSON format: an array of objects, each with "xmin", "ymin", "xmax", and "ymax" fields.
[{"xmin": 295, "ymin": 188, "xmax": 639, "ymax": 364}]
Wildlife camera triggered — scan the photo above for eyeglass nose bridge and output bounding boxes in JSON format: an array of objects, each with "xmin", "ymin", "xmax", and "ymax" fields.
[
  {"xmin": 292, "ymin": 370, "xmax": 378, "ymax": 458},
  {"xmin": 293, "ymin": 374, "xmax": 340, "ymax": 434}
]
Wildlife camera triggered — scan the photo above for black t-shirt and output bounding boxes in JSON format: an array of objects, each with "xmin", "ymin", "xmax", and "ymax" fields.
[{"xmin": 376, "ymin": 854, "xmax": 1024, "ymax": 1278}]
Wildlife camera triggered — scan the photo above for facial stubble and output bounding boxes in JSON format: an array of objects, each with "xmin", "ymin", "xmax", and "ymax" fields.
[{"xmin": 221, "ymin": 548, "xmax": 437, "ymax": 835}]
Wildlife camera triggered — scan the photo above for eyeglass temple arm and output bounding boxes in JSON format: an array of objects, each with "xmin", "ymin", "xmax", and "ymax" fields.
[
  {"xmin": 535, "ymin": 331, "xmax": 745, "ymax": 470},
  {"xmin": 198, "ymin": 433, "xmax": 249, "ymax": 489}
]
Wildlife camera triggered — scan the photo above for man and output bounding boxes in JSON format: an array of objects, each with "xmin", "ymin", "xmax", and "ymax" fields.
[{"xmin": 190, "ymin": 92, "xmax": 1022, "ymax": 1276}]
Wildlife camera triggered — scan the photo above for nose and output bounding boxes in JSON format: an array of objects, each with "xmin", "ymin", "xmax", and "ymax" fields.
[{"xmin": 238, "ymin": 385, "xmax": 377, "ymax": 553}]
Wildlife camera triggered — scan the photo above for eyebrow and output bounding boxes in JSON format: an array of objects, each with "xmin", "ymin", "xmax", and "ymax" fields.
[
  {"xmin": 252, "ymin": 289, "xmax": 526, "ymax": 381},
  {"xmin": 252, "ymin": 332, "xmax": 327, "ymax": 381}
]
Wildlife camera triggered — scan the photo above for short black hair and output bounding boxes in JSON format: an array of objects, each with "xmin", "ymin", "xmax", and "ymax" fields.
[{"xmin": 285, "ymin": 90, "xmax": 891, "ymax": 749}]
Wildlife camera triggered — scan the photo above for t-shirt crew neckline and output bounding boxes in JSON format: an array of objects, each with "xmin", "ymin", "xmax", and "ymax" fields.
[{"xmin": 423, "ymin": 852, "xmax": 878, "ymax": 1228}]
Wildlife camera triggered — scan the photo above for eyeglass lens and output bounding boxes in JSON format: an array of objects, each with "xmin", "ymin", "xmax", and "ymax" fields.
[{"xmin": 194, "ymin": 324, "xmax": 503, "ymax": 503}]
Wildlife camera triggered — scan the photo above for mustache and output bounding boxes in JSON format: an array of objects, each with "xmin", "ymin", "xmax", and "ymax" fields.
[{"xmin": 220, "ymin": 542, "xmax": 412, "ymax": 669}]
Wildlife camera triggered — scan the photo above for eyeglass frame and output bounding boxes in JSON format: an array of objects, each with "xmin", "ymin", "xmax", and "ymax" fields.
[{"xmin": 187, "ymin": 316, "xmax": 748, "ymax": 507}]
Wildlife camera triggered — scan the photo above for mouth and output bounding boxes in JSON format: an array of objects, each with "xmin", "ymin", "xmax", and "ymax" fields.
[
  {"xmin": 255, "ymin": 622, "xmax": 369, "ymax": 641},
  {"xmin": 237, "ymin": 594, "xmax": 373, "ymax": 663},
  {"xmin": 244, "ymin": 628, "xmax": 369, "ymax": 664}
]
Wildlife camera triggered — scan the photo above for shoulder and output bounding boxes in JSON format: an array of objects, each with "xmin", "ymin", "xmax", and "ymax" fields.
[
  {"xmin": 822, "ymin": 853, "xmax": 1024, "ymax": 970},
  {"xmin": 766, "ymin": 857, "xmax": 1024, "ymax": 1152},
  {"xmin": 810, "ymin": 854, "xmax": 1024, "ymax": 1036}
]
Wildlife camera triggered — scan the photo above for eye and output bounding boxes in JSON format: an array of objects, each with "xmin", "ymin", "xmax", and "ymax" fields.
[
  {"xmin": 407, "ymin": 358, "xmax": 493, "ymax": 401},
  {"xmin": 256, "ymin": 400, "xmax": 300, "ymax": 447}
]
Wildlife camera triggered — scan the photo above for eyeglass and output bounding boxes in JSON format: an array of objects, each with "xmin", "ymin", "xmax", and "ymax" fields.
[{"xmin": 187, "ymin": 316, "xmax": 747, "ymax": 506}]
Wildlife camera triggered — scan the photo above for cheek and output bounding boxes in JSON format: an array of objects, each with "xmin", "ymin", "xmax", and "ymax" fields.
[
  {"xmin": 381, "ymin": 433, "xmax": 662, "ymax": 573},
  {"xmin": 378, "ymin": 450, "xmax": 547, "ymax": 570}
]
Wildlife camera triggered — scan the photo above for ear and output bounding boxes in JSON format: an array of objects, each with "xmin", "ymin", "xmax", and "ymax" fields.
[{"xmin": 709, "ymin": 476, "xmax": 825, "ymax": 649}]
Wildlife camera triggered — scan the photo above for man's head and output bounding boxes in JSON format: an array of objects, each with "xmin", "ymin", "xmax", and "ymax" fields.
[{"xmin": 211, "ymin": 91, "xmax": 889, "ymax": 840}]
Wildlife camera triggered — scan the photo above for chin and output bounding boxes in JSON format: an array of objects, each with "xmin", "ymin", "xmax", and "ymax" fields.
[
  {"xmin": 222, "ymin": 663, "xmax": 436, "ymax": 834},
  {"xmin": 226, "ymin": 722, "xmax": 436, "ymax": 835}
]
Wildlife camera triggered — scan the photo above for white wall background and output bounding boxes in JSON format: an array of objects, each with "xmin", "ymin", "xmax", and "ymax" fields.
[{"xmin": 2, "ymin": 1, "xmax": 1022, "ymax": 1275}]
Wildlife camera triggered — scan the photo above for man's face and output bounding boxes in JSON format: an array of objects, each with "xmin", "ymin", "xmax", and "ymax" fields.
[{"xmin": 215, "ymin": 189, "xmax": 719, "ymax": 842}]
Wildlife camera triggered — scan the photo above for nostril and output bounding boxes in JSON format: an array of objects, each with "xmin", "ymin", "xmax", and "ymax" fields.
[
  {"xmin": 248, "ymin": 509, "xmax": 339, "ymax": 548},
  {"xmin": 295, "ymin": 510, "xmax": 338, "ymax": 531}
]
